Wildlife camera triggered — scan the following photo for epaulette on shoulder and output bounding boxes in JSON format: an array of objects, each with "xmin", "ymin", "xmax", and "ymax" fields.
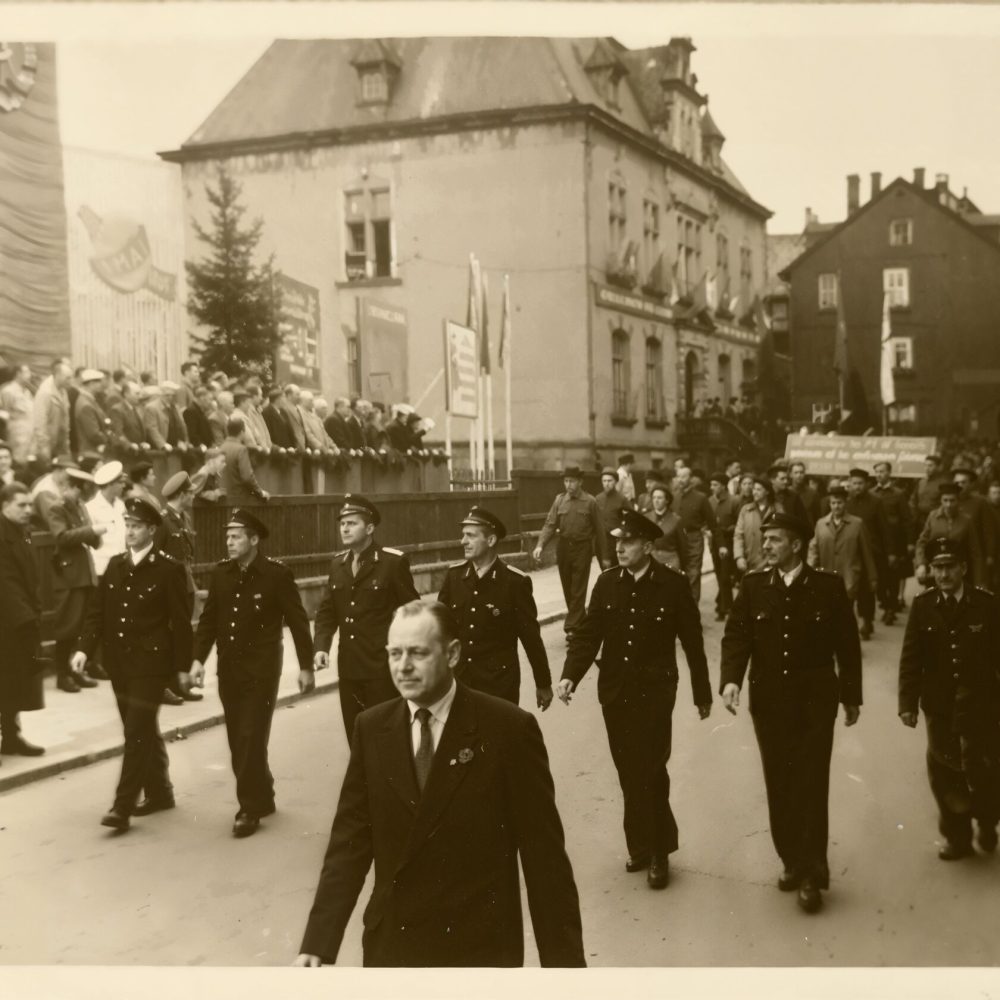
[
  {"xmin": 600, "ymin": 564, "xmax": 620, "ymax": 576},
  {"xmin": 815, "ymin": 567, "xmax": 838, "ymax": 575},
  {"xmin": 746, "ymin": 567, "xmax": 769, "ymax": 576},
  {"xmin": 216, "ymin": 556, "xmax": 231, "ymax": 566},
  {"xmin": 449, "ymin": 560, "xmax": 466, "ymax": 570},
  {"xmin": 976, "ymin": 585, "xmax": 995, "ymax": 596},
  {"xmin": 505, "ymin": 563, "xmax": 528, "ymax": 577},
  {"xmin": 156, "ymin": 550, "xmax": 181, "ymax": 565},
  {"xmin": 382, "ymin": 546, "xmax": 404, "ymax": 556}
]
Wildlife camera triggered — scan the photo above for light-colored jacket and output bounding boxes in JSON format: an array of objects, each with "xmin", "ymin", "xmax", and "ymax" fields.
[
  {"xmin": 0, "ymin": 379, "xmax": 34, "ymax": 462},
  {"xmin": 808, "ymin": 512, "xmax": 877, "ymax": 599},
  {"xmin": 733, "ymin": 502, "xmax": 775, "ymax": 571},
  {"xmin": 300, "ymin": 407, "xmax": 337, "ymax": 452},
  {"xmin": 32, "ymin": 375, "xmax": 70, "ymax": 460}
]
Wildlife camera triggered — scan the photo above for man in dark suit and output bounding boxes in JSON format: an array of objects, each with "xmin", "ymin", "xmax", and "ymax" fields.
[
  {"xmin": 872, "ymin": 460, "xmax": 913, "ymax": 625},
  {"xmin": 294, "ymin": 600, "xmax": 585, "ymax": 968},
  {"xmin": 323, "ymin": 397, "xmax": 355, "ymax": 450},
  {"xmin": 898, "ymin": 537, "xmax": 1000, "ymax": 859},
  {"xmin": 71, "ymin": 497, "xmax": 193, "ymax": 831},
  {"xmin": 845, "ymin": 467, "xmax": 889, "ymax": 639},
  {"xmin": 438, "ymin": 506, "xmax": 551, "ymax": 708},
  {"xmin": 108, "ymin": 380, "xmax": 148, "ymax": 453},
  {"xmin": 184, "ymin": 509, "xmax": 315, "ymax": 838},
  {"xmin": 313, "ymin": 495, "xmax": 420, "ymax": 737},
  {"xmin": 262, "ymin": 386, "xmax": 295, "ymax": 449},
  {"xmin": 558, "ymin": 509, "xmax": 712, "ymax": 889},
  {"xmin": 0, "ymin": 482, "xmax": 46, "ymax": 758},
  {"xmin": 721, "ymin": 511, "xmax": 862, "ymax": 914},
  {"xmin": 183, "ymin": 384, "xmax": 217, "ymax": 450}
]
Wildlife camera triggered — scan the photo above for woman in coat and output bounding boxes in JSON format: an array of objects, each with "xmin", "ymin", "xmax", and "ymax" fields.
[
  {"xmin": 733, "ymin": 478, "xmax": 777, "ymax": 574},
  {"xmin": 643, "ymin": 485, "xmax": 688, "ymax": 574}
]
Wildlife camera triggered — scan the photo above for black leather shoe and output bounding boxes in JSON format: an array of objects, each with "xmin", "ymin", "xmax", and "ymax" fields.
[
  {"xmin": 161, "ymin": 689, "xmax": 184, "ymax": 706},
  {"xmin": 181, "ymin": 690, "xmax": 204, "ymax": 702},
  {"xmin": 777, "ymin": 868, "xmax": 801, "ymax": 892},
  {"xmin": 100, "ymin": 808, "xmax": 130, "ymax": 831},
  {"xmin": 1, "ymin": 738, "xmax": 45, "ymax": 757},
  {"xmin": 647, "ymin": 855, "xmax": 669, "ymax": 889},
  {"xmin": 57, "ymin": 674, "xmax": 81, "ymax": 693},
  {"xmin": 625, "ymin": 855, "xmax": 650, "ymax": 873},
  {"xmin": 133, "ymin": 796, "xmax": 176, "ymax": 816},
  {"xmin": 977, "ymin": 826, "xmax": 998, "ymax": 853},
  {"xmin": 233, "ymin": 812, "xmax": 260, "ymax": 838},
  {"xmin": 797, "ymin": 881, "xmax": 822, "ymax": 913},
  {"xmin": 85, "ymin": 664, "xmax": 110, "ymax": 681},
  {"xmin": 75, "ymin": 673, "xmax": 98, "ymax": 689},
  {"xmin": 939, "ymin": 841, "xmax": 974, "ymax": 861},
  {"xmin": 859, "ymin": 622, "xmax": 873, "ymax": 640}
]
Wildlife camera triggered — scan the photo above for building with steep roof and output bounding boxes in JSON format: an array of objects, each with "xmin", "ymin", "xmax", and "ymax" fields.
[
  {"xmin": 780, "ymin": 169, "xmax": 1000, "ymax": 436},
  {"xmin": 162, "ymin": 36, "xmax": 772, "ymax": 472}
]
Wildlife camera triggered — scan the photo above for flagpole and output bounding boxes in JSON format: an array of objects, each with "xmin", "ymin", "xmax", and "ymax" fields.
[
  {"xmin": 504, "ymin": 273, "xmax": 513, "ymax": 483},
  {"xmin": 482, "ymin": 271, "xmax": 495, "ymax": 481}
]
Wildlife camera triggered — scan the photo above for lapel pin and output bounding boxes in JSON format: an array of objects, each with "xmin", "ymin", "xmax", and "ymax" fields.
[{"xmin": 458, "ymin": 748, "xmax": 474, "ymax": 764}]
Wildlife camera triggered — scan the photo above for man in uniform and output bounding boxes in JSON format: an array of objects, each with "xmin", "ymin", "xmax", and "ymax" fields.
[
  {"xmin": 871, "ymin": 461, "xmax": 913, "ymax": 625},
  {"xmin": 845, "ymin": 467, "xmax": 889, "ymax": 639},
  {"xmin": 594, "ymin": 468, "xmax": 629, "ymax": 560},
  {"xmin": 915, "ymin": 483, "xmax": 984, "ymax": 586},
  {"xmin": 533, "ymin": 466, "xmax": 609, "ymax": 636},
  {"xmin": 671, "ymin": 465, "xmax": 717, "ymax": 604},
  {"xmin": 557, "ymin": 509, "xmax": 712, "ymax": 889},
  {"xmin": 438, "ymin": 506, "xmax": 551, "ymax": 709},
  {"xmin": 70, "ymin": 497, "xmax": 192, "ymax": 831},
  {"xmin": 313, "ymin": 495, "xmax": 420, "ymax": 737},
  {"xmin": 184, "ymin": 509, "xmax": 314, "ymax": 837},
  {"xmin": 899, "ymin": 537, "xmax": 1000, "ymax": 860},
  {"xmin": 707, "ymin": 471, "xmax": 741, "ymax": 621},
  {"xmin": 721, "ymin": 512, "xmax": 862, "ymax": 914}
]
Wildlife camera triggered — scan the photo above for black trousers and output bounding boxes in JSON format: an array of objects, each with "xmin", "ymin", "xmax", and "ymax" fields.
[
  {"xmin": 855, "ymin": 574, "xmax": 876, "ymax": 626},
  {"xmin": 218, "ymin": 665, "xmax": 282, "ymax": 816},
  {"xmin": 339, "ymin": 672, "xmax": 400, "ymax": 739},
  {"xmin": 752, "ymin": 704, "xmax": 836, "ymax": 883},
  {"xmin": 0, "ymin": 712, "xmax": 21, "ymax": 742},
  {"xmin": 711, "ymin": 542, "xmax": 735, "ymax": 615},
  {"xmin": 109, "ymin": 673, "xmax": 171, "ymax": 813},
  {"xmin": 925, "ymin": 713, "xmax": 1000, "ymax": 846},
  {"xmin": 602, "ymin": 676, "xmax": 678, "ymax": 858},
  {"xmin": 876, "ymin": 556, "xmax": 901, "ymax": 614},
  {"xmin": 458, "ymin": 661, "xmax": 520, "ymax": 704},
  {"xmin": 557, "ymin": 538, "xmax": 594, "ymax": 633},
  {"xmin": 682, "ymin": 531, "xmax": 704, "ymax": 604}
]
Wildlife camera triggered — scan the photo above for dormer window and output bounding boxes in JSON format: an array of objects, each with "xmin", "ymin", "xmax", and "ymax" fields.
[
  {"xmin": 584, "ymin": 40, "xmax": 628, "ymax": 111},
  {"xmin": 351, "ymin": 39, "xmax": 402, "ymax": 108},
  {"xmin": 361, "ymin": 71, "xmax": 389, "ymax": 104}
]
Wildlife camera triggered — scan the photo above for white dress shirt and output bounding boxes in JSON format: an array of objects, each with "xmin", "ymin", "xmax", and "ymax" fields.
[
  {"xmin": 86, "ymin": 492, "xmax": 127, "ymax": 577},
  {"xmin": 781, "ymin": 561, "xmax": 805, "ymax": 587},
  {"xmin": 129, "ymin": 541, "xmax": 154, "ymax": 567},
  {"xmin": 407, "ymin": 679, "xmax": 458, "ymax": 756}
]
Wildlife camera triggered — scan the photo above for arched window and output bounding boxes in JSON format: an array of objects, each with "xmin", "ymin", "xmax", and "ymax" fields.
[
  {"xmin": 645, "ymin": 338, "xmax": 664, "ymax": 421},
  {"xmin": 612, "ymin": 329, "xmax": 631, "ymax": 418}
]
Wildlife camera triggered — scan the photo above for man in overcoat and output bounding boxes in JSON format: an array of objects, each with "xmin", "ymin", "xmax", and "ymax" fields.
[
  {"xmin": 807, "ymin": 485, "xmax": 878, "ymax": 604},
  {"xmin": 898, "ymin": 537, "xmax": 1000, "ymax": 859},
  {"xmin": 721, "ymin": 512, "xmax": 862, "ymax": 914},
  {"xmin": 0, "ymin": 482, "xmax": 46, "ymax": 757},
  {"xmin": 313, "ymin": 495, "xmax": 420, "ymax": 737},
  {"xmin": 438, "ymin": 506, "xmax": 551, "ymax": 708},
  {"xmin": 294, "ymin": 600, "xmax": 585, "ymax": 968},
  {"xmin": 71, "ymin": 497, "xmax": 192, "ymax": 831},
  {"xmin": 558, "ymin": 509, "xmax": 712, "ymax": 889},
  {"xmin": 185, "ymin": 508, "xmax": 314, "ymax": 837}
]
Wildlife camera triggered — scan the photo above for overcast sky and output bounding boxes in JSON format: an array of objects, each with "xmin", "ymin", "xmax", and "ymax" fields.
[{"xmin": 42, "ymin": 3, "xmax": 1000, "ymax": 232}]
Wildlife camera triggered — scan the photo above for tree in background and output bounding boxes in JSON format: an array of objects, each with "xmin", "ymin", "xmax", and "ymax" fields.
[{"xmin": 185, "ymin": 166, "xmax": 282, "ymax": 378}]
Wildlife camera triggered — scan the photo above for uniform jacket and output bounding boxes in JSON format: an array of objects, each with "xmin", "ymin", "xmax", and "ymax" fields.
[
  {"xmin": 77, "ymin": 548, "xmax": 192, "ymax": 678},
  {"xmin": 733, "ymin": 501, "xmax": 776, "ymax": 571},
  {"xmin": 899, "ymin": 585, "xmax": 1000, "ymax": 736},
  {"xmin": 562, "ymin": 561, "xmax": 712, "ymax": 708},
  {"xmin": 109, "ymin": 400, "xmax": 147, "ymax": 449},
  {"xmin": 194, "ymin": 553, "xmax": 313, "ymax": 677},
  {"xmin": 36, "ymin": 492, "xmax": 100, "ymax": 591},
  {"xmin": 299, "ymin": 684, "xmax": 585, "ymax": 967},
  {"xmin": 219, "ymin": 438, "xmax": 267, "ymax": 505},
  {"xmin": 720, "ymin": 564, "xmax": 863, "ymax": 716},
  {"xmin": 808, "ymin": 513, "xmax": 877, "ymax": 599},
  {"xmin": 537, "ymin": 491, "xmax": 609, "ymax": 563},
  {"xmin": 313, "ymin": 545, "xmax": 420, "ymax": 681},
  {"xmin": 74, "ymin": 389, "xmax": 110, "ymax": 454},
  {"xmin": 155, "ymin": 504, "xmax": 197, "ymax": 594},
  {"xmin": 915, "ymin": 508, "xmax": 984, "ymax": 584},
  {"xmin": 871, "ymin": 482, "xmax": 912, "ymax": 556},
  {"xmin": 437, "ymin": 559, "xmax": 551, "ymax": 695}
]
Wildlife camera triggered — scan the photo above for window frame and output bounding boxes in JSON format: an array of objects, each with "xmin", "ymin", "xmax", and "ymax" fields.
[
  {"xmin": 891, "ymin": 336, "xmax": 914, "ymax": 370},
  {"xmin": 343, "ymin": 183, "xmax": 396, "ymax": 283},
  {"xmin": 883, "ymin": 267, "xmax": 911, "ymax": 308},
  {"xmin": 888, "ymin": 218, "xmax": 913, "ymax": 247},
  {"xmin": 818, "ymin": 273, "xmax": 838, "ymax": 311},
  {"xmin": 611, "ymin": 329, "xmax": 631, "ymax": 420},
  {"xmin": 644, "ymin": 336, "xmax": 665, "ymax": 422},
  {"xmin": 642, "ymin": 198, "xmax": 661, "ymax": 275},
  {"xmin": 608, "ymin": 177, "xmax": 628, "ymax": 256}
]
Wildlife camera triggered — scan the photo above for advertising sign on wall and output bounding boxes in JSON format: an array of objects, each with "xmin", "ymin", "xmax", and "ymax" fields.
[{"xmin": 275, "ymin": 274, "xmax": 321, "ymax": 390}]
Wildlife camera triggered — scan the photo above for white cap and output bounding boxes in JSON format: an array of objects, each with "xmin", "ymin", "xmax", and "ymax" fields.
[
  {"xmin": 93, "ymin": 460, "xmax": 124, "ymax": 486},
  {"xmin": 80, "ymin": 369, "xmax": 104, "ymax": 383},
  {"xmin": 160, "ymin": 380, "xmax": 181, "ymax": 393}
]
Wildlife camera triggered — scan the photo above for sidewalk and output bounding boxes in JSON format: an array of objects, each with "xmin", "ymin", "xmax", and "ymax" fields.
[{"xmin": 0, "ymin": 563, "xmax": 573, "ymax": 794}]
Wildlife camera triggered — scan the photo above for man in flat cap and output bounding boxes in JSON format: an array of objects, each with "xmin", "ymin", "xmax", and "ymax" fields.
[
  {"xmin": 915, "ymin": 482, "xmax": 985, "ymax": 586},
  {"xmin": 558, "ymin": 509, "xmax": 712, "ymax": 890},
  {"xmin": 807, "ymin": 485, "xmax": 878, "ymax": 611},
  {"xmin": 721, "ymin": 511, "xmax": 861, "ymax": 914},
  {"xmin": 35, "ymin": 462, "xmax": 107, "ymax": 693},
  {"xmin": 845, "ymin": 467, "xmax": 889, "ymax": 639},
  {"xmin": 313, "ymin": 495, "xmax": 420, "ymax": 737},
  {"xmin": 183, "ymin": 508, "xmax": 314, "ymax": 837},
  {"xmin": 595, "ymin": 468, "xmax": 628, "ymax": 561},
  {"xmin": 71, "ymin": 497, "xmax": 192, "ymax": 831},
  {"xmin": 533, "ymin": 466, "xmax": 610, "ymax": 637},
  {"xmin": 438, "ymin": 507, "xmax": 552, "ymax": 709},
  {"xmin": 898, "ymin": 537, "xmax": 1000, "ymax": 860}
]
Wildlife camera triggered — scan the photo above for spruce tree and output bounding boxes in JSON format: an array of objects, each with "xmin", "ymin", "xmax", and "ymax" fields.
[{"xmin": 185, "ymin": 166, "xmax": 283, "ymax": 377}]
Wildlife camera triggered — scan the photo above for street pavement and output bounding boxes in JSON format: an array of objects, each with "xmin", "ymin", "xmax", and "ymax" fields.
[{"xmin": 1, "ymin": 562, "xmax": 1000, "ymax": 968}]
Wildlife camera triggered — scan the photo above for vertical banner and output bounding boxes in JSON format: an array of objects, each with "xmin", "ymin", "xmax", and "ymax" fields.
[
  {"xmin": 358, "ymin": 297, "xmax": 407, "ymax": 405},
  {"xmin": 444, "ymin": 320, "xmax": 479, "ymax": 418},
  {"xmin": 274, "ymin": 274, "xmax": 321, "ymax": 389},
  {"xmin": 0, "ymin": 43, "xmax": 72, "ymax": 367}
]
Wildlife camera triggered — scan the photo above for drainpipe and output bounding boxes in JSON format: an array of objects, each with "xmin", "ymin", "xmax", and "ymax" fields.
[{"xmin": 583, "ymin": 120, "xmax": 597, "ymax": 466}]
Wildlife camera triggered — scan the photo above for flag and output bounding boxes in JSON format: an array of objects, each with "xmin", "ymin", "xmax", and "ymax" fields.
[
  {"xmin": 880, "ymin": 291, "xmax": 895, "ymax": 407},
  {"xmin": 728, "ymin": 294, "xmax": 741, "ymax": 316},
  {"xmin": 669, "ymin": 260, "xmax": 681, "ymax": 306},
  {"xmin": 480, "ymin": 270, "xmax": 491, "ymax": 374},
  {"xmin": 752, "ymin": 294, "xmax": 770, "ymax": 334},
  {"xmin": 466, "ymin": 253, "xmax": 480, "ymax": 332},
  {"xmin": 689, "ymin": 272, "xmax": 708, "ymax": 312},
  {"xmin": 706, "ymin": 272, "xmax": 718, "ymax": 311},
  {"xmin": 498, "ymin": 274, "xmax": 511, "ymax": 369},
  {"xmin": 833, "ymin": 273, "xmax": 848, "ymax": 379}
]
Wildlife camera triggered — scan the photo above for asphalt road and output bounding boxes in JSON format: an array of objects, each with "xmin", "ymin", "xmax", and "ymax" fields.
[{"xmin": 1, "ymin": 603, "xmax": 999, "ymax": 968}]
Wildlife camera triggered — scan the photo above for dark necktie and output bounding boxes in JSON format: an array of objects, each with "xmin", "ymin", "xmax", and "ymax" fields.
[{"xmin": 414, "ymin": 708, "xmax": 433, "ymax": 792}]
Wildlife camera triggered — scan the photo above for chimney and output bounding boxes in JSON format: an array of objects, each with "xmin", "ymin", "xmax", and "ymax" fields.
[
  {"xmin": 804, "ymin": 206, "xmax": 817, "ymax": 228},
  {"xmin": 847, "ymin": 174, "xmax": 860, "ymax": 215},
  {"xmin": 935, "ymin": 172, "xmax": 949, "ymax": 192},
  {"xmin": 871, "ymin": 171, "xmax": 882, "ymax": 199},
  {"xmin": 913, "ymin": 167, "xmax": 925, "ymax": 189}
]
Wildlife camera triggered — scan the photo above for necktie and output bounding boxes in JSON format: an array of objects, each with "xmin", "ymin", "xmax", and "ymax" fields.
[
  {"xmin": 352, "ymin": 554, "xmax": 361, "ymax": 577},
  {"xmin": 414, "ymin": 708, "xmax": 433, "ymax": 792}
]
